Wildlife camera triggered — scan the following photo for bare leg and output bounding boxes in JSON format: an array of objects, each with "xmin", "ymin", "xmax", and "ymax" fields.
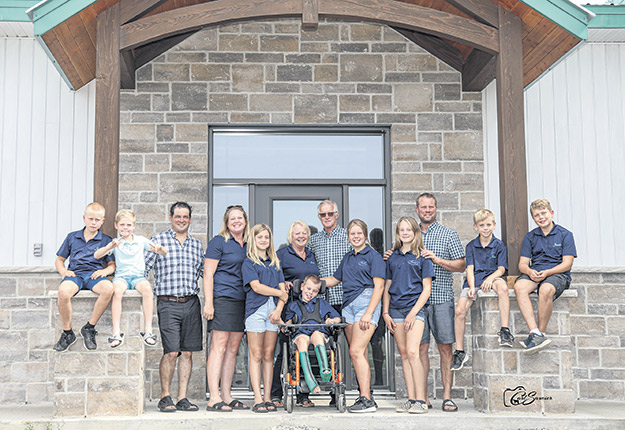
[
  {"xmin": 160, "ymin": 352, "xmax": 178, "ymax": 399},
  {"xmin": 453, "ymin": 297, "xmax": 472, "ymax": 351},
  {"xmin": 57, "ymin": 281, "xmax": 79, "ymax": 330},
  {"xmin": 494, "ymin": 280, "xmax": 510, "ymax": 327},
  {"xmin": 177, "ymin": 351, "xmax": 193, "ymax": 401},
  {"xmin": 420, "ymin": 343, "xmax": 430, "ymax": 405},
  {"xmin": 134, "ymin": 281, "xmax": 154, "ymax": 333},
  {"xmin": 220, "ymin": 332, "xmax": 244, "ymax": 404},
  {"xmin": 110, "ymin": 280, "xmax": 128, "ymax": 336},
  {"xmin": 406, "ymin": 321, "xmax": 426, "ymax": 401},
  {"xmin": 438, "ymin": 343, "xmax": 453, "ymax": 403},
  {"xmin": 393, "ymin": 324, "xmax": 415, "ymax": 400},
  {"xmin": 247, "ymin": 332, "xmax": 266, "ymax": 408},
  {"xmin": 89, "ymin": 279, "xmax": 114, "ymax": 326},
  {"xmin": 262, "ymin": 331, "xmax": 278, "ymax": 402},
  {"xmin": 537, "ymin": 283, "xmax": 556, "ymax": 334},
  {"xmin": 349, "ymin": 324, "xmax": 377, "ymax": 399},
  {"xmin": 206, "ymin": 331, "xmax": 231, "ymax": 409},
  {"xmin": 514, "ymin": 279, "xmax": 539, "ymax": 332}
]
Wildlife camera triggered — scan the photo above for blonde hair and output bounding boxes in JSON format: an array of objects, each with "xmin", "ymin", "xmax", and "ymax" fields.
[
  {"xmin": 473, "ymin": 209, "xmax": 495, "ymax": 224},
  {"xmin": 286, "ymin": 221, "xmax": 311, "ymax": 245},
  {"xmin": 247, "ymin": 224, "xmax": 280, "ymax": 269},
  {"xmin": 392, "ymin": 216, "xmax": 425, "ymax": 255},
  {"xmin": 218, "ymin": 205, "xmax": 250, "ymax": 243},
  {"xmin": 85, "ymin": 202, "xmax": 105, "ymax": 216},
  {"xmin": 530, "ymin": 198, "xmax": 552, "ymax": 214},
  {"xmin": 115, "ymin": 209, "xmax": 136, "ymax": 223},
  {"xmin": 347, "ymin": 219, "xmax": 369, "ymax": 245},
  {"xmin": 302, "ymin": 274, "xmax": 322, "ymax": 290}
]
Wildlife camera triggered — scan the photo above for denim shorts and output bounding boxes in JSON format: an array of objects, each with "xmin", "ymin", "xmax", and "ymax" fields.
[
  {"xmin": 388, "ymin": 305, "xmax": 426, "ymax": 323},
  {"xmin": 421, "ymin": 299, "xmax": 455, "ymax": 345},
  {"xmin": 62, "ymin": 274, "xmax": 109, "ymax": 292},
  {"xmin": 342, "ymin": 288, "xmax": 381, "ymax": 327},
  {"xmin": 245, "ymin": 298, "xmax": 278, "ymax": 333},
  {"xmin": 112, "ymin": 274, "xmax": 147, "ymax": 289}
]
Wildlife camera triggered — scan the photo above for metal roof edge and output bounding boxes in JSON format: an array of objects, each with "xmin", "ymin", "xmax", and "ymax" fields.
[
  {"xmin": 520, "ymin": 0, "xmax": 594, "ymax": 40},
  {"xmin": 0, "ymin": 1, "xmax": 40, "ymax": 22},
  {"xmin": 585, "ymin": 5, "xmax": 625, "ymax": 29},
  {"xmin": 26, "ymin": 0, "xmax": 97, "ymax": 36}
]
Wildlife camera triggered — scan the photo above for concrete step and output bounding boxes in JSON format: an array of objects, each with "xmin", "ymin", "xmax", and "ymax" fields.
[{"xmin": 3, "ymin": 398, "xmax": 625, "ymax": 430}]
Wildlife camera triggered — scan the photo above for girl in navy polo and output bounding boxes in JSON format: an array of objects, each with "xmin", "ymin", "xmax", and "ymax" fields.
[
  {"xmin": 242, "ymin": 224, "xmax": 288, "ymax": 413},
  {"xmin": 324, "ymin": 219, "xmax": 385, "ymax": 413},
  {"xmin": 383, "ymin": 216, "xmax": 434, "ymax": 414},
  {"xmin": 204, "ymin": 205, "xmax": 249, "ymax": 412}
]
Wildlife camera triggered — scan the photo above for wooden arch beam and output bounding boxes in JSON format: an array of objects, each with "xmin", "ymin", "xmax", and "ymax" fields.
[{"xmin": 119, "ymin": 0, "xmax": 498, "ymax": 54}]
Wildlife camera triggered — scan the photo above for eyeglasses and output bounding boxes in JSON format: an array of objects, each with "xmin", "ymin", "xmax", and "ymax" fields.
[
  {"xmin": 227, "ymin": 205, "xmax": 244, "ymax": 211},
  {"xmin": 318, "ymin": 212, "xmax": 337, "ymax": 218}
]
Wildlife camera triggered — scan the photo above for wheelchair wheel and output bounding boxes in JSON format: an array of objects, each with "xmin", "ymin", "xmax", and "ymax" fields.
[
  {"xmin": 281, "ymin": 342, "xmax": 290, "ymax": 412},
  {"xmin": 337, "ymin": 385, "xmax": 346, "ymax": 413},
  {"xmin": 286, "ymin": 387, "xmax": 295, "ymax": 413}
]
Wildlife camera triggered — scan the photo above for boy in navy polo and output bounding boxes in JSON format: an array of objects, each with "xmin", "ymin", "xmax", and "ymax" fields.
[
  {"xmin": 451, "ymin": 209, "xmax": 511, "ymax": 371},
  {"xmin": 53, "ymin": 202, "xmax": 115, "ymax": 352},
  {"xmin": 514, "ymin": 199, "xmax": 576, "ymax": 354},
  {"xmin": 284, "ymin": 275, "xmax": 341, "ymax": 394}
]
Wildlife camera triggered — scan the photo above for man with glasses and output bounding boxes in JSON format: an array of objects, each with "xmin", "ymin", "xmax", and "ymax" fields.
[{"xmin": 307, "ymin": 200, "xmax": 352, "ymax": 406}]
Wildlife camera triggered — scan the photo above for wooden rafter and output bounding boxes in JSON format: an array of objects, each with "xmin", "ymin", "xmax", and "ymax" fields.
[
  {"xmin": 302, "ymin": 0, "xmax": 319, "ymax": 29},
  {"xmin": 462, "ymin": 48, "xmax": 496, "ymax": 91},
  {"xmin": 120, "ymin": 0, "xmax": 169, "ymax": 25},
  {"xmin": 445, "ymin": 0, "xmax": 499, "ymax": 28},
  {"xmin": 394, "ymin": 27, "xmax": 464, "ymax": 72}
]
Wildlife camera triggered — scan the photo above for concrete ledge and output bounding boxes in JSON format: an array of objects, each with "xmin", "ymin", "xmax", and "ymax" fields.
[
  {"xmin": 48, "ymin": 290, "xmax": 143, "ymax": 298},
  {"xmin": 477, "ymin": 289, "xmax": 578, "ymax": 299}
]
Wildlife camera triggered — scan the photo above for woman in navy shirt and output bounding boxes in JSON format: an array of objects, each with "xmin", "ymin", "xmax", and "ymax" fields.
[
  {"xmin": 324, "ymin": 219, "xmax": 385, "ymax": 413},
  {"xmin": 203, "ymin": 205, "xmax": 249, "ymax": 411},
  {"xmin": 382, "ymin": 216, "xmax": 434, "ymax": 414},
  {"xmin": 242, "ymin": 224, "xmax": 288, "ymax": 413},
  {"xmin": 271, "ymin": 221, "xmax": 319, "ymax": 408}
]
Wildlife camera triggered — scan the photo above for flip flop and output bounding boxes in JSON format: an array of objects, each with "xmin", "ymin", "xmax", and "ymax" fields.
[
  {"xmin": 158, "ymin": 395, "xmax": 176, "ymax": 413},
  {"xmin": 140, "ymin": 331, "xmax": 157, "ymax": 346},
  {"xmin": 228, "ymin": 399, "xmax": 249, "ymax": 410},
  {"xmin": 252, "ymin": 403, "xmax": 268, "ymax": 413},
  {"xmin": 206, "ymin": 401, "xmax": 232, "ymax": 412},
  {"xmin": 442, "ymin": 399, "xmax": 458, "ymax": 412},
  {"xmin": 176, "ymin": 398, "xmax": 199, "ymax": 411},
  {"xmin": 265, "ymin": 401, "xmax": 277, "ymax": 412}
]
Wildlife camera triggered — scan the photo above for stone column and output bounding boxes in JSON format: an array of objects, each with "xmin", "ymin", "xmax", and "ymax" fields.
[
  {"xmin": 51, "ymin": 291, "xmax": 146, "ymax": 417},
  {"xmin": 472, "ymin": 289, "xmax": 576, "ymax": 414}
]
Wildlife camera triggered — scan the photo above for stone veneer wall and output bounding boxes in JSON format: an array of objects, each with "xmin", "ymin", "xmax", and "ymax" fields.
[{"xmin": 118, "ymin": 18, "xmax": 484, "ymax": 400}]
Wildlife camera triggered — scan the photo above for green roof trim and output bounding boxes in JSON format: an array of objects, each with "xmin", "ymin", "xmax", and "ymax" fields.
[
  {"xmin": 520, "ymin": 0, "xmax": 592, "ymax": 40},
  {"xmin": 0, "ymin": 1, "xmax": 39, "ymax": 21},
  {"xmin": 26, "ymin": 0, "xmax": 97, "ymax": 35},
  {"xmin": 585, "ymin": 5, "xmax": 625, "ymax": 29}
]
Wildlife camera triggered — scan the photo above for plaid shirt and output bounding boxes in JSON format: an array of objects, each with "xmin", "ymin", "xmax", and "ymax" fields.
[
  {"xmin": 421, "ymin": 221, "xmax": 465, "ymax": 305},
  {"xmin": 308, "ymin": 226, "xmax": 352, "ymax": 306},
  {"xmin": 145, "ymin": 229, "xmax": 204, "ymax": 296}
]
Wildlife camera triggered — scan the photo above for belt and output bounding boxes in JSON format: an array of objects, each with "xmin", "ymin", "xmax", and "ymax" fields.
[{"xmin": 157, "ymin": 295, "xmax": 197, "ymax": 303}]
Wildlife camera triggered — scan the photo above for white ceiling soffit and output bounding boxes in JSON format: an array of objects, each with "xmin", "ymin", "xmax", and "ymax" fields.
[
  {"xmin": 588, "ymin": 28, "xmax": 625, "ymax": 42},
  {"xmin": 0, "ymin": 21, "xmax": 34, "ymax": 38}
]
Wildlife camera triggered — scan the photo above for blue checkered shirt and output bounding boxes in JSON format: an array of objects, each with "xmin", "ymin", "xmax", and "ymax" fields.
[
  {"xmin": 421, "ymin": 221, "xmax": 465, "ymax": 305},
  {"xmin": 307, "ymin": 226, "xmax": 352, "ymax": 306},
  {"xmin": 145, "ymin": 229, "xmax": 204, "ymax": 296}
]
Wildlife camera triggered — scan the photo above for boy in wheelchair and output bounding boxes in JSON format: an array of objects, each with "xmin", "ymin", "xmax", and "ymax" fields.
[{"xmin": 283, "ymin": 274, "xmax": 342, "ymax": 393}]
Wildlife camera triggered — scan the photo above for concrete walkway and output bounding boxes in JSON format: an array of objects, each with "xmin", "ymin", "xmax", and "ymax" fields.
[{"xmin": 2, "ymin": 397, "xmax": 624, "ymax": 430}]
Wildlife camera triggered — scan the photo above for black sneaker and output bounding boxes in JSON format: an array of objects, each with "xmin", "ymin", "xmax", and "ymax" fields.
[
  {"xmin": 450, "ymin": 350, "xmax": 468, "ymax": 371},
  {"xmin": 80, "ymin": 323, "xmax": 98, "ymax": 350},
  {"xmin": 521, "ymin": 333, "xmax": 551, "ymax": 354},
  {"xmin": 53, "ymin": 330, "xmax": 77, "ymax": 352},
  {"xmin": 348, "ymin": 396, "xmax": 377, "ymax": 413},
  {"xmin": 498, "ymin": 327, "xmax": 514, "ymax": 347}
]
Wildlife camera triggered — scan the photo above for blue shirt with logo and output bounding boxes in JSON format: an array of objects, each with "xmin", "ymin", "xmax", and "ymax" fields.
[
  {"xmin": 521, "ymin": 223, "xmax": 577, "ymax": 280},
  {"xmin": 205, "ymin": 235, "xmax": 247, "ymax": 300},
  {"xmin": 333, "ymin": 245, "xmax": 386, "ymax": 308},
  {"xmin": 242, "ymin": 257, "xmax": 285, "ymax": 319},
  {"xmin": 284, "ymin": 295, "xmax": 340, "ymax": 336},
  {"xmin": 57, "ymin": 229, "xmax": 114, "ymax": 275},
  {"xmin": 386, "ymin": 248, "xmax": 435, "ymax": 309},
  {"xmin": 464, "ymin": 235, "xmax": 507, "ymax": 288},
  {"xmin": 276, "ymin": 244, "xmax": 320, "ymax": 282}
]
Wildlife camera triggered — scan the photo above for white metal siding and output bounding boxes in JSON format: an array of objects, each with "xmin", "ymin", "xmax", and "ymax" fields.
[
  {"xmin": 484, "ymin": 42, "xmax": 625, "ymax": 267},
  {"xmin": 0, "ymin": 37, "xmax": 95, "ymax": 266}
]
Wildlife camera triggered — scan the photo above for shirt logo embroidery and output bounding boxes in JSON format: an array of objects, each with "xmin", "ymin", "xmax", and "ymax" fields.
[
  {"xmin": 407, "ymin": 260, "xmax": 419, "ymax": 266},
  {"xmin": 553, "ymin": 243, "xmax": 562, "ymax": 247},
  {"xmin": 358, "ymin": 260, "xmax": 368, "ymax": 267}
]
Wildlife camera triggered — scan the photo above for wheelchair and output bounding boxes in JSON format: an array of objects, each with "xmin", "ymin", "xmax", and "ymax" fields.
[{"xmin": 279, "ymin": 279, "xmax": 347, "ymax": 413}]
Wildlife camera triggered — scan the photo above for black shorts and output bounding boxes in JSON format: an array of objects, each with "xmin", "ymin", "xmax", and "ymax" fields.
[
  {"xmin": 157, "ymin": 295, "xmax": 203, "ymax": 354},
  {"xmin": 516, "ymin": 273, "xmax": 570, "ymax": 301},
  {"xmin": 207, "ymin": 296, "xmax": 245, "ymax": 332}
]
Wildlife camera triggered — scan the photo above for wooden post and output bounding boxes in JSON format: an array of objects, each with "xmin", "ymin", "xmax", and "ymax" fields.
[
  {"xmin": 95, "ymin": 4, "xmax": 121, "ymax": 236},
  {"xmin": 495, "ymin": 6, "xmax": 527, "ymax": 275}
]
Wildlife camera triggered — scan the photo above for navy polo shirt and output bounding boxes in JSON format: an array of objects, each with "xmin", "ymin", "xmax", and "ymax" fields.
[
  {"xmin": 242, "ymin": 257, "xmax": 285, "ymax": 320},
  {"xmin": 276, "ymin": 244, "xmax": 320, "ymax": 282},
  {"xmin": 205, "ymin": 235, "xmax": 247, "ymax": 300},
  {"xmin": 521, "ymin": 223, "xmax": 577, "ymax": 280},
  {"xmin": 464, "ymin": 235, "xmax": 508, "ymax": 288},
  {"xmin": 333, "ymin": 245, "xmax": 386, "ymax": 308},
  {"xmin": 385, "ymin": 248, "xmax": 435, "ymax": 309},
  {"xmin": 284, "ymin": 295, "xmax": 340, "ymax": 336},
  {"xmin": 57, "ymin": 229, "xmax": 114, "ymax": 275}
]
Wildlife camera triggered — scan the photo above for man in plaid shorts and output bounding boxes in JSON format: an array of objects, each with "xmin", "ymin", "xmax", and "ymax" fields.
[
  {"xmin": 145, "ymin": 202, "xmax": 204, "ymax": 413},
  {"xmin": 416, "ymin": 193, "xmax": 465, "ymax": 412}
]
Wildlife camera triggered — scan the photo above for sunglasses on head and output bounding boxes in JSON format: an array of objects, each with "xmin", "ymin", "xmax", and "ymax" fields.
[
  {"xmin": 227, "ymin": 205, "xmax": 244, "ymax": 210},
  {"xmin": 318, "ymin": 211, "xmax": 336, "ymax": 218}
]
